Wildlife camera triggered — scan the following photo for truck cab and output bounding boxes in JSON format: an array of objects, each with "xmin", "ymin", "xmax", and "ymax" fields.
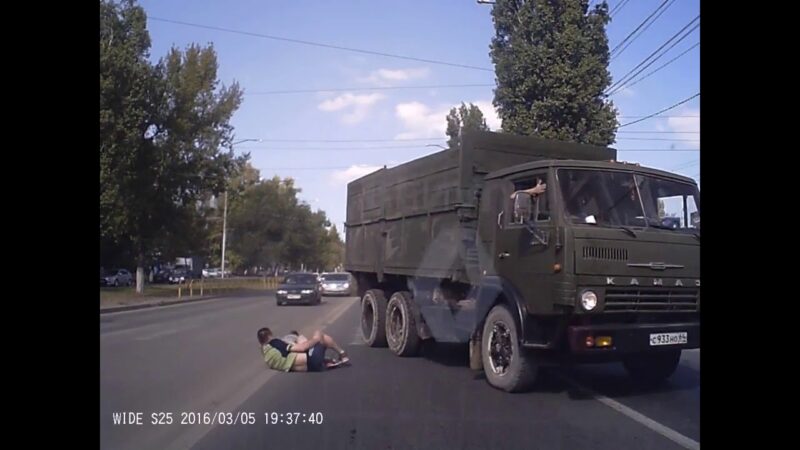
[{"xmin": 475, "ymin": 159, "xmax": 699, "ymax": 386}]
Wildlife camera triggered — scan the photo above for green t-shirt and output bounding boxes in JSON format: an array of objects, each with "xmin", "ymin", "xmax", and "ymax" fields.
[{"xmin": 262, "ymin": 344, "xmax": 297, "ymax": 372}]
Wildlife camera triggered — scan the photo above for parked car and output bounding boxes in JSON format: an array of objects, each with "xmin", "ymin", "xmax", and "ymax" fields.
[
  {"xmin": 319, "ymin": 272, "xmax": 354, "ymax": 296},
  {"xmin": 103, "ymin": 269, "xmax": 133, "ymax": 287},
  {"xmin": 153, "ymin": 269, "xmax": 172, "ymax": 284},
  {"xmin": 169, "ymin": 269, "xmax": 189, "ymax": 284},
  {"xmin": 275, "ymin": 272, "xmax": 322, "ymax": 306},
  {"xmin": 203, "ymin": 268, "xmax": 222, "ymax": 278}
]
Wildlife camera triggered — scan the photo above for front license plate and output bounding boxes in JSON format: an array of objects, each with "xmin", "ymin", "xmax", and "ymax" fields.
[
  {"xmin": 649, "ymin": 332, "xmax": 687, "ymax": 346},
  {"xmin": 287, "ymin": 294, "xmax": 301, "ymax": 299}
]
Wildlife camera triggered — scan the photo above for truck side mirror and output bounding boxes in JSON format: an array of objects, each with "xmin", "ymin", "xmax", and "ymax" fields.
[{"xmin": 512, "ymin": 192, "xmax": 532, "ymax": 224}]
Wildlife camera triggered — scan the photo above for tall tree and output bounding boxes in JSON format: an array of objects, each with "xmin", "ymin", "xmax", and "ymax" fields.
[
  {"xmin": 446, "ymin": 102, "xmax": 490, "ymax": 148},
  {"xmin": 490, "ymin": 0, "xmax": 617, "ymax": 146},
  {"xmin": 100, "ymin": 0, "xmax": 245, "ymax": 293}
]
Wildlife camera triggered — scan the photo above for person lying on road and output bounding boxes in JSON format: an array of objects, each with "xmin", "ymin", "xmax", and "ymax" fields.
[{"xmin": 257, "ymin": 327, "xmax": 350, "ymax": 372}]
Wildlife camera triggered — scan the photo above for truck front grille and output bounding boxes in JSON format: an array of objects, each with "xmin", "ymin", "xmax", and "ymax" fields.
[
  {"xmin": 582, "ymin": 246, "xmax": 628, "ymax": 261},
  {"xmin": 604, "ymin": 288, "xmax": 699, "ymax": 312}
]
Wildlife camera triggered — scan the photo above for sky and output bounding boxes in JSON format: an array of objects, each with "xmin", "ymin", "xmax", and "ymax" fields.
[{"xmin": 138, "ymin": 0, "xmax": 700, "ymax": 235}]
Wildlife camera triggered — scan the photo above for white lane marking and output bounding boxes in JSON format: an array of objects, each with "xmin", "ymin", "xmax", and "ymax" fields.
[
  {"xmin": 560, "ymin": 375, "xmax": 700, "ymax": 450},
  {"xmin": 350, "ymin": 325, "xmax": 364, "ymax": 346}
]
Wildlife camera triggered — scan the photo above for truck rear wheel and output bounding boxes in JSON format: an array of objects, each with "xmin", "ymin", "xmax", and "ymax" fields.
[
  {"xmin": 481, "ymin": 305, "xmax": 537, "ymax": 392},
  {"xmin": 623, "ymin": 350, "xmax": 681, "ymax": 385},
  {"xmin": 361, "ymin": 289, "xmax": 388, "ymax": 347},
  {"xmin": 386, "ymin": 291, "xmax": 421, "ymax": 356}
]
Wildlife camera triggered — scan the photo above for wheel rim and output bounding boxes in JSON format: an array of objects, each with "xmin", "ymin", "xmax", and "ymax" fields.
[
  {"xmin": 487, "ymin": 320, "xmax": 513, "ymax": 376},
  {"xmin": 361, "ymin": 297, "xmax": 375, "ymax": 338},
  {"xmin": 387, "ymin": 301, "xmax": 404, "ymax": 348}
]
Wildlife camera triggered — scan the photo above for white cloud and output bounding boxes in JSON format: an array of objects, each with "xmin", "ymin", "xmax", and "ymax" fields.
[
  {"xmin": 617, "ymin": 87, "xmax": 635, "ymax": 97},
  {"xmin": 318, "ymin": 93, "xmax": 385, "ymax": 125},
  {"xmin": 667, "ymin": 107, "xmax": 700, "ymax": 147},
  {"xmin": 472, "ymin": 100, "xmax": 502, "ymax": 130},
  {"xmin": 330, "ymin": 164, "xmax": 383, "ymax": 186},
  {"xmin": 394, "ymin": 100, "xmax": 501, "ymax": 140},
  {"xmin": 359, "ymin": 67, "xmax": 429, "ymax": 85}
]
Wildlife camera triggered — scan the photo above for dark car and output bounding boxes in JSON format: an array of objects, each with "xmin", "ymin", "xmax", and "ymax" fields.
[
  {"xmin": 168, "ymin": 269, "xmax": 189, "ymax": 284},
  {"xmin": 319, "ymin": 272, "xmax": 354, "ymax": 296},
  {"xmin": 153, "ymin": 269, "xmax": 172, "ymax": 284},
  {"xmin": 275, "ymin": 273, "xmax": 322, "ymax": 306}
]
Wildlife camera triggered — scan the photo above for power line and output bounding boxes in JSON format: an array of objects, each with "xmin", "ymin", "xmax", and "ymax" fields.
[
  {"xmin": 150, "ymin": 17, "xmax": 493, "ymax": 72},
  {"xmin": 616, "ymin": 137, "xmax": 698, "ymax": 142},
  {"xmin": 232, "ymin": 133, "xmax": 698, "ymax": 144},
  {"xmin": 669, "ymin": 159, "xmax": 699, "ymax": 170},
  {"xmin": 611, "ymin": 0, "xmax": 677, "ymax": 61},
  {"xmin": 607, "ymin": 15, "xmax": 699, "ymax": 94},
  {"xmin": 244, "ymin": 137, "xmax": 445, "ymax": 143},
  {"xmin": 616, "ymin": 149, "xmax": 698, "ymax": 152},
  {"xmin": 233, "ymin": 133, "xmax": 694, "ymax": 143},
  {"xmin": 619, "ymin": 115, "xmax": 698, "ymax": 119},
  {"xmin": 256, "ymin": 152, "xmax": 701, "ymax": 173},
  {"xmin": 616, "ymin": 42, "xmax": 699, "ymax": 92},
  {"xmin": 618, "ymin": 130, "xmax": 698, "ymax": 134},
  {"xmin": 618, "ymin": 93, "xmax": 700, "ymax": 128},
  {"xmin": 247, "ymin": 83, "xmax": 495, "ymax": 95},
  {"xmin": 241, "ymin": 138, "xmax": 696, "ymax": 146},
  {"xmin": 610, "ymin": 0, "xmax": 632, "ymax": 17},
  {"xmin": 239, "ymin": 144, "xmax": 444, "ymax": 151},
  {"xmin": 608, "ymin": 23, "xmax": 698, "ymax": 96},
  {"xmin": 242, "ymin": 147, "xmax": 700, "ymax": 153}
]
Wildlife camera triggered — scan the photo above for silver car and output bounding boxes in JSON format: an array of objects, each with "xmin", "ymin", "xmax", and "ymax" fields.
[
  {"xmin": 319, "ymin": 273, "xmax": 353, "ymax": 296},
  {"xmin": 104, "ymin": 269, "xmax": 134, "ymax": 287}
]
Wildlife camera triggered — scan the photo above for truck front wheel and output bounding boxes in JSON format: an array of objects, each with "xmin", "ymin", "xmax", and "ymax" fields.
[
  {"xmin": 481, "ymin": 305, "xmax": 537, "ymax": 392},
  {"xmin": 361, "ymin": 289, "xmax": 388, "ymax": 347},
  {"xmin": 623, "ymin": 350, "xmax": 681, "ymax": 385},
  {"xmin": 386, "ymin": 291, "xmax": 421, "ymax": 357}
]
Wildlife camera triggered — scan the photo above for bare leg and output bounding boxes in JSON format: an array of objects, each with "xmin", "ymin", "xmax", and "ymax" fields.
[{"xmin": 312, "ymin": 330, "xmax": 346, "ymax": 356}]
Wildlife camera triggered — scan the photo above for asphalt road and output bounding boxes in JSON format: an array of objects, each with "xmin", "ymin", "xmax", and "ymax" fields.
[{"xmin": 100, "ymin": 291, "xmax": 700, "ymax": 450}]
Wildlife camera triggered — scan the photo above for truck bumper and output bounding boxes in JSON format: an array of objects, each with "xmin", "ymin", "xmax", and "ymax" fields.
[{"xmin": 567, "ymin": 322, "xmax": 700, "ymax": 355}]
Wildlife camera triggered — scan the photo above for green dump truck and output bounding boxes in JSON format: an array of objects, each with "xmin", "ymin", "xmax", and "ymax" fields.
[{"xmin": 345, "ymin": 130, "xmax": 700, "ymax": 392}]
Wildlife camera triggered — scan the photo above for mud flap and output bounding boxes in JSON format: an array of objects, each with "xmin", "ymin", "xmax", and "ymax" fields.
[{"xmin": 469, "ymin": 329, "xmax": 483, "ymax": 370}]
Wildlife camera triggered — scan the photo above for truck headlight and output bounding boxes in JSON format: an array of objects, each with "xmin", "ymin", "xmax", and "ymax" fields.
[{"xmin": 581, "ymin": 291, "xmax": 598, "ymax": 311}]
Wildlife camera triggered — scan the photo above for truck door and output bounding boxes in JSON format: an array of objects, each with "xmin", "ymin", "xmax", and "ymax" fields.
[{"xmin": 494, "ymin": 170, "xmax": 558, "ymax": 314}]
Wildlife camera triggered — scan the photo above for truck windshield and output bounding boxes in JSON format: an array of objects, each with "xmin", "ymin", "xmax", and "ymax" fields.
[{"xmin": 558, "ymin": 168, "xmax": 700, "ymax": 231}]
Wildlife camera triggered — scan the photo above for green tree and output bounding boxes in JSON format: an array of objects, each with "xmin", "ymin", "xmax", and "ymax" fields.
[
  {"xmin": 446, "ymin": 102, "xmax": 490, "ymax": 148},
  {"xmin": 490, "ymin": 0, "xmax": 617, "ymax": 146},
  {"xmin": 228, "ymin": 177, "xmax": 300, "ymax": 272},
  {"xmin": 100, "ymin": 0, "xmax": 245, "ymax": 293},
  {"xmin": 227, "ymin": 176, "xmax": 342, "ymax": 273}
]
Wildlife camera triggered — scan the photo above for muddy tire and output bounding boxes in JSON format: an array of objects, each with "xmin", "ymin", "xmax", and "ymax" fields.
[
  {"xmin": 386, "ymin": 291, "xmax": 421, "ymax": 357},
  {"xmin": 481, "ymin": 305, "xmax": 537, "ymax": 392},
  {"xmin": 361, "ymin": 289, "xmax": 388, "ymax": 347}
]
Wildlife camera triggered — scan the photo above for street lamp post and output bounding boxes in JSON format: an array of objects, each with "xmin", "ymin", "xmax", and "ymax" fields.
[{"xmin": 221, "ymin": 138, "xmax": 261, "ymax": 279}]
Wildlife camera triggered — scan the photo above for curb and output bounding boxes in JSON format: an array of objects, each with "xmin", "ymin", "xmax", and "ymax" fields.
[{"xmin": 100, "ymin": 289, "xmax": 275, "ymax": 314}]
